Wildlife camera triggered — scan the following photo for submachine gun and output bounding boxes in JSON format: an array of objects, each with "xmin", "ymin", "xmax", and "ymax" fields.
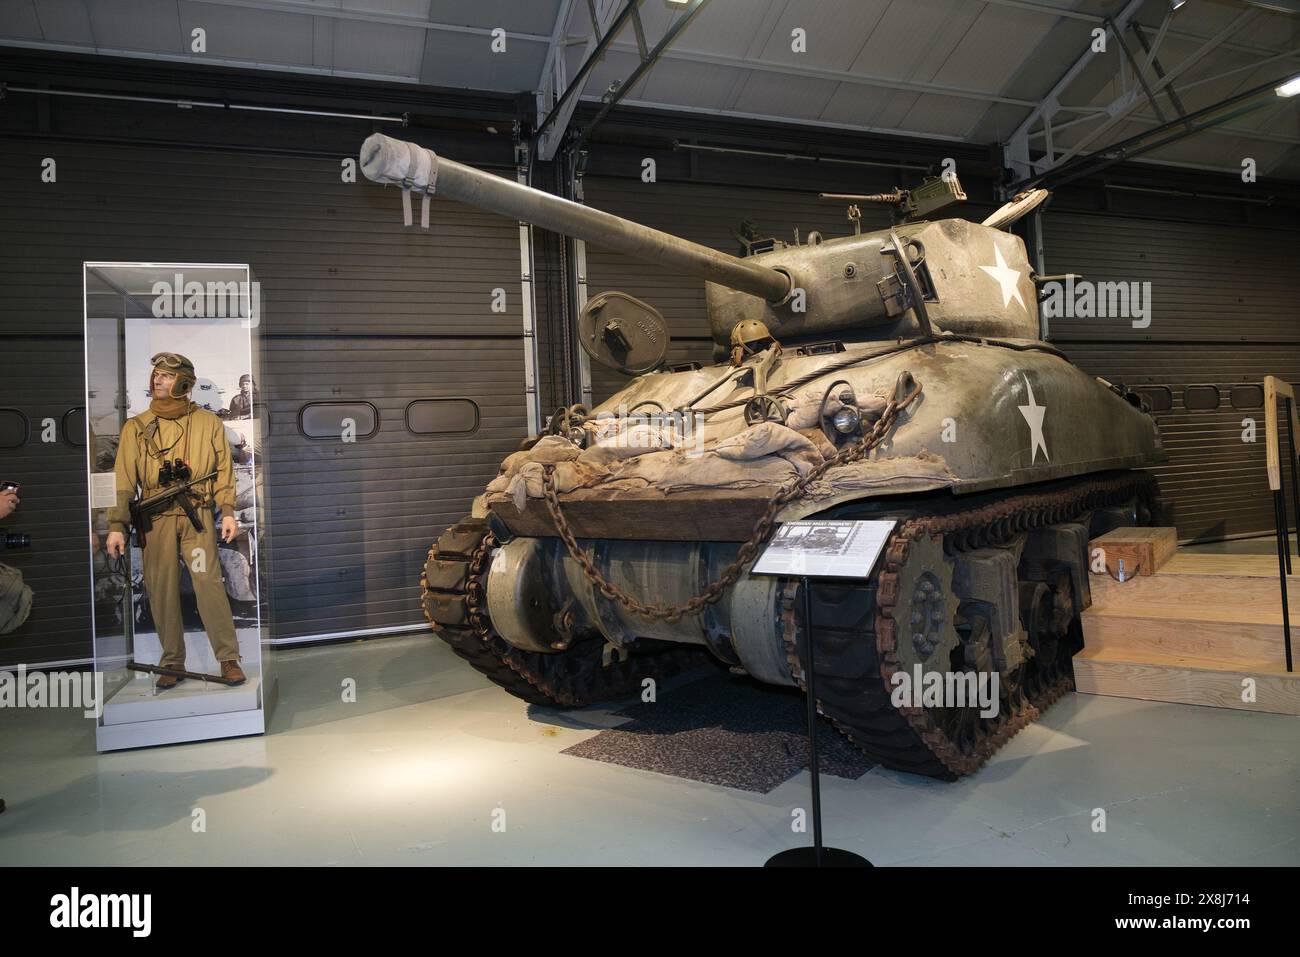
[{"xmin": 127, "ymin": 470, "xmax": 217, "ymax": 549}]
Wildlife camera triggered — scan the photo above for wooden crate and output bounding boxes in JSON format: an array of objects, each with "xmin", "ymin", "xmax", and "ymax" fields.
[{"xmin": 1089, "ymin": 526, "xmax": 1178, "ymax": 578}]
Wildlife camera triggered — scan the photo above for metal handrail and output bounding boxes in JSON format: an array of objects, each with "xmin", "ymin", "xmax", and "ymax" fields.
[{"xmin": 1263, "ymin": 376, "xmax": 1298, "ymax": 672}]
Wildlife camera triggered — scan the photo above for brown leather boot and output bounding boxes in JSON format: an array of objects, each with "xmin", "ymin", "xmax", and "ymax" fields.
[
  {"xmin": 156, "ymin": 673, "xmax": 185, "ymax": 691},
  {"xmin": 220, "ymin": 660, "xmax": 247, "ymax": 686}
]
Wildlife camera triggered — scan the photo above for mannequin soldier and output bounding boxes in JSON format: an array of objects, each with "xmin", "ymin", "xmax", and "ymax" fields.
[{"xmin": 105, "ymin": 353, "xmax": 246, "ymax": 689}]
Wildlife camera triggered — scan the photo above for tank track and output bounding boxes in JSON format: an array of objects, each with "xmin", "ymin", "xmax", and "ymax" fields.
[
  {"xmin": 779, "ymin": 470, "xmax": 1157, "ymax": 778},
  {"xmin": 420, "ymin": 517, "xmax": 706, "ymax": 707}
]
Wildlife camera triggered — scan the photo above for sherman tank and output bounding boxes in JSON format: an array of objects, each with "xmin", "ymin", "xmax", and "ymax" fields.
[{"xmin": 360, "ymin": 133, "xmax": 1164, "ymax": 778}]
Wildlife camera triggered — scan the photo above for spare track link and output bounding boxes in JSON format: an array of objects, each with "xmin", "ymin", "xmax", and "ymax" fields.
[
  {"xmin": 781, "ymin": 471, "xmax": 1156, "ymax": 779},
  {"xmin": 420, "ymin": 517, "xmax": 704, "ymax": 708}
]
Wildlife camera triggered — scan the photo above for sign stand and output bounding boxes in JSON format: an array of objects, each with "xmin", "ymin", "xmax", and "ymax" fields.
[
  {"xmin": 765, "ymin": 576, "xmax": 872, "ymax": 868},
  {"xmin": 754, "ymin": 519, "xmax": 896, "ymax": 868}
]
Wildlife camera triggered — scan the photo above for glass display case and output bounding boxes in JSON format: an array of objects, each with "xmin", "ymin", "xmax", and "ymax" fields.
[{"xmin": 83, "ymin": 262, "xmax": 274, "ymax": 750}]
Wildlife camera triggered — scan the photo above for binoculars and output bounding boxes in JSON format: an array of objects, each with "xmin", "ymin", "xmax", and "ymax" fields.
[{"xmin": 158, "ymin": 459, "xmax": 192, "ymax": 485}]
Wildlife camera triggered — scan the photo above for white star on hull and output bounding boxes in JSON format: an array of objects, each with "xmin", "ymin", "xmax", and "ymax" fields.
[{"xmin": 1018, "ymin": 374, "xmax": 1049, "ymax": 464}]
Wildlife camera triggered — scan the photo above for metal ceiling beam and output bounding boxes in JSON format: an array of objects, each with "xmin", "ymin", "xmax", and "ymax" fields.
[
  {"xmin": 982, "ymin": 0, "xmax": 1300, "ymax": 62},
  {"xmin": 1004, "ymin": 5, "xmax": 1270, "ymax": 189},
  {"xmin": 182, "ymin": 0, "xmax": 554, "ymax": 43},
  {"xmin": 0, "ymin": 37, "xmax": 435, "ymax": 85},
  {"xmin": 1108, "ymin": 15, "xmax": 1168, "ymax": 124},
  {"xmin": 1244, "ymin": 0, "xmax": 1300, "ymax": 13},
  {"xmin": 1030, "ymin": 107, "xmax": 1300, "ymax": 147},
  {"xmin": 538, "ymin": 0, "xmax": 579, "ymax": 90},
  {"xmin": 535, "ymin": 0, "xmax": 638, "ymax": 161},
  {"xmin": 1118, "ymin": 154, "xmax": 1282, "ymax": 176},
  {"xmin": 601, "ymin": 41, "xmax": 1040, "ymax": 106},
  {"xmin": 1012, "ymin": 72, "xmax": 1297, "ymax": 190},
  {"xmin": 1171, "ymin": 48, "xmax": 1300, "ymax": 93},
  {"xmin": 1131, "ymin": 18, "xmax": 1188, "ymax": 125},
  {"xmin": 1045, "ymin": 45, "xmax": 1300, "ymax": 119},
  {"xmin": 979, "ymin": 0, "xmax": 1099, "ymax": 22},
  {"xmin": 534, "ymin": 0, "xmax": 581, "ymax": 159},
  {"xmin": 571, "ymin": 0, "xmax": 711, "ymax": 153},
  {"xmin": 1047, "ymin": 9, "xmax": 1259, "ymax": 172},
  {"xmin": 1002, "ymin": 0, "xmax": 1146, "ymax": 184},
  {"xmin": 579, "ymin": 94, "xmax": 968, "ymax": 143}
]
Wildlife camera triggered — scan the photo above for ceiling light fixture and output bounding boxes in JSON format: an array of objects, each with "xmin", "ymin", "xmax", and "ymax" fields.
[{"xmin": 1277, "ymin": 75, "xmax": 1300, "ymax": 97}]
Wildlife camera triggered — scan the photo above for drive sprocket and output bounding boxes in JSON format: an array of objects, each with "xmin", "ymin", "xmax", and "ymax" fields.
[{"xmin": 419, "ymin": 517, "xmax": 705, "ymax": 707}]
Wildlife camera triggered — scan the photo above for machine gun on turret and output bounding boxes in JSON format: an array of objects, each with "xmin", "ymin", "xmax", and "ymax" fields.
[{"xmin": 820, "ymin": 174, "xmax": 968, "ymax": 226}]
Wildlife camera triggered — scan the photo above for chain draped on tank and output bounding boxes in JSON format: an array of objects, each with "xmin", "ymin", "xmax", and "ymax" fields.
[{"xmin": 540, "ymin": 375, "xmax": 924, "ymax": 622}]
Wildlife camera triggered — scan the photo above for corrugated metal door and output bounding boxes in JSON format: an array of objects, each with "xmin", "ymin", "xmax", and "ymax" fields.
[
  {"xmin": 0, "ymin": 137, "xmax": 530, "ymax": 664},
  {"xmin": 1045, "ymin": 211, "xmax": 1300, "ymax": 540}
]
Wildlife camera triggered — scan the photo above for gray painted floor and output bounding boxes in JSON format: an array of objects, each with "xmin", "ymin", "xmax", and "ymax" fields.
[{"xmin": 1, "ymin": 631, "xmax": 1297, "ymax": 867}]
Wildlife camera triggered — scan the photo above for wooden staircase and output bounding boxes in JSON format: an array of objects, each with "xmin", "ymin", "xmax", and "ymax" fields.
[{"xmin": 1075, "ymin": 548, "xmax": 1300, "ymax": 715}]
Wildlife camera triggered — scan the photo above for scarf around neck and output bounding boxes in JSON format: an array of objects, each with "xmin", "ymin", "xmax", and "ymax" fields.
[{"xmin": 149, "ymin": 396, "xmax": 195, "ymax": 420}]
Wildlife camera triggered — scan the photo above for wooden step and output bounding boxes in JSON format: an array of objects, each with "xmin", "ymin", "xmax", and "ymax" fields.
[
  {"xmin": 1081, "ymin": 614, "xmax": 1286, "ymax": 669},
  {"xmin": 1073, "ymin": 646, "xmax": 1300, "ymax": 715},
  {"xmin": 1089, "ymin": 573, "xmax": 1299, "ymax": 620},
  {"xmin": 1084, "ymin": 574, "xmax": 1295, "ymax": 665},
  {"xmin": 1160, "ymin": 551, "xmax": 1300, "ymax": 580},
  {"xmin": 1076, "ymin": 542, "xmax": 1299, "ymax": 712}
]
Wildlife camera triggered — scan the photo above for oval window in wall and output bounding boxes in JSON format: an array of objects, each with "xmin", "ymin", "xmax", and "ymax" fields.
[
  {"xmin": 406, "ymin": 399, "xmax": 480, "ymax": 435},
  {"xmin": 0, "ymin": 409, "xmax": 29, "ymax": 448},
  {"xmin": 299, "ymin": 402, "xmax": 379, "ymax": 439},
  {"xmin": 1183, "ymin": 385, "xmax": 1220, "ymax": 412},
  {"xmin": 63, "ymin": 407, "xmax": 87, "ymax": 447},
  {"xmin": 1135, "ymin": 387, "xmax": 1173, "ymax": 413},
  {"xmin": 1230, "ymin": 384, "xmax": 1264, "ymax": 410}
]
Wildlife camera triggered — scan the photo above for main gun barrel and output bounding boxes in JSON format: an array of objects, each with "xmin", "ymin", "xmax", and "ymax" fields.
[{"xmin": 360, "ymin": 133, "xmax": 791, "ymax": 304}]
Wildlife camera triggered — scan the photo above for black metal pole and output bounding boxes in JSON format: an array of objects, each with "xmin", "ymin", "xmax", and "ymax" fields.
[
  {"xmin": 1275, "ymin": 491, "xmax": 1293, "ymax": 673},
  {"xmin": 803, "ymin": 576, "xmax": 824, "ymax": 866},
  {"xmin": 764, "ymin": 568, "xmax": 868, "ymax": 867},
  {"xmin": 1279, "ymin": 460, "xmax": 1293, "ymax": 577},
  {"xmin": 1287, "ymin": 399, "xmax": 1299, "ymax": 566}
]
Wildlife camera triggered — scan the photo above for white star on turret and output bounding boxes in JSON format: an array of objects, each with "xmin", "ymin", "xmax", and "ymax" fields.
[
  {"xmin": 980, "ymin": 245, "xmax": 1026, "ymax": 311},
  {"xmin": 1018, "ymin": 374, "xmax": 1049, "ymax": 464}
]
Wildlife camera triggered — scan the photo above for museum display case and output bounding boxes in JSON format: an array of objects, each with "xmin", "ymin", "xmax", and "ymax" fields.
[{"xmin": 83, "ymin": 262, "xmax": 275, "ymax": 750}]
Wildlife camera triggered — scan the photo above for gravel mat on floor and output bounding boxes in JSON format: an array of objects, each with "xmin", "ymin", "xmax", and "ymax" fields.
[{"xmin": 561, "ymin": 672, "xmax": 874, "ymax": 792}]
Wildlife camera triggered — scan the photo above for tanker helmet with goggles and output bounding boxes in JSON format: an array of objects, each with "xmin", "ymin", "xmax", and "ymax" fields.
[
  {"xmin": 728, "ymin": 319, "xmax": 776, "ymax": 365},
  {"xmin": 150, "ymin": 352, "xmax": 196, "ymax": 398}
]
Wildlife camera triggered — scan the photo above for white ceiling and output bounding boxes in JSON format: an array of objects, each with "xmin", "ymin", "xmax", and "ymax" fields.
[{"xmin": 2, "ymin": 0, "xmax": 1299, "ymax": 177}]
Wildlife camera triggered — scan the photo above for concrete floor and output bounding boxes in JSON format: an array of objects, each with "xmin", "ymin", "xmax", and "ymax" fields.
[{"xmin": 2, "ymin": 628, "xmax": 1297, "ymax": 866}]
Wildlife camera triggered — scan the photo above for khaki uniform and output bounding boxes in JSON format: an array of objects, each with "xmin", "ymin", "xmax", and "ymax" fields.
[{"xmin": 108, "ymin": 404, "xmax": 240, "ymax": 667}]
